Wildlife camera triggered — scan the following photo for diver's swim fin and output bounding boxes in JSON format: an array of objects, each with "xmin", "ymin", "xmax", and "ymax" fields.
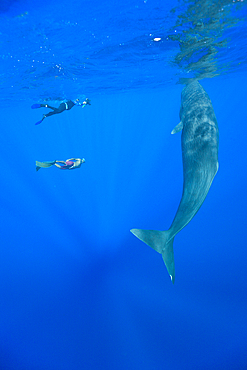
[
  {"xmin": 35, "ymin": 119, "xmax": 43, "ymax": 125},
  {"xmin": 36, "ymin": 160, "xmax": 56, "ymax": 171},
  {"xmin": 31, "ymin": 103, "xmax": 41, "ymax": 109}
]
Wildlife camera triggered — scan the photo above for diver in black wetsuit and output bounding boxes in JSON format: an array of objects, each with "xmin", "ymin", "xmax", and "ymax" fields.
[{"xmin": 31, "ymin": 98, "xmax": 91, "ymax": 125}]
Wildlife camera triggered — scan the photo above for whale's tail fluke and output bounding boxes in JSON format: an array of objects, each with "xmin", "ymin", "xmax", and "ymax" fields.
[{"xmin": 130, "ymin": 229, "xmax": 175, "ymax": 283}]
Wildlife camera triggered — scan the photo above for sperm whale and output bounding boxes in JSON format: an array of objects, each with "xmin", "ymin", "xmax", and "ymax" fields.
[{"xmin": 131, "ymin": 81, "xmax": 219, "ymax": 283}]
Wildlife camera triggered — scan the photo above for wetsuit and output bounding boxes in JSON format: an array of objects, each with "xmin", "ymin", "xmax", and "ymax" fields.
[{"xmin": 42, "ymin": 100, "xmax": 76, "ymax": 118}]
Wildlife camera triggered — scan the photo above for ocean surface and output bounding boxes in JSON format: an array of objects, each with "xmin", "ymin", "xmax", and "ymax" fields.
[{"xmin": 0, "ymin": 0, "xmax": 247, "ymax": 369}]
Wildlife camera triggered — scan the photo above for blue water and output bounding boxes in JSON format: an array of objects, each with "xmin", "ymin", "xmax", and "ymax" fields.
[{"xmin": 0, "ymin": 0, "xmax": 247, "ymax": 369}]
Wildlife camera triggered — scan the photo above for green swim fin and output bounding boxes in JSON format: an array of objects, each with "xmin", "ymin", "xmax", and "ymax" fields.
[{"xmin": 36, "ymin": 160, "xmax": 56, "ymax": 171}]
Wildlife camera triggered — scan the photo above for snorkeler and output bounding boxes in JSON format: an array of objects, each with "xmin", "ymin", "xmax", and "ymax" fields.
[
  {"xmin": 32, "ymin": 98, "xmax": 91, "ymax": 125},
  {"xmin": 36, "ymin": 158, "xmax": 85, "ymax": 171}
]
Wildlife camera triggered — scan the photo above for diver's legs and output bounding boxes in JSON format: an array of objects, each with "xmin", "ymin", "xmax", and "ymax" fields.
[
  {"xmin": 40, "ymin": 104, "xmax": 56, "ymax": 110},
  {"xmin": 54, "ymin": 161, "xmax": 66, "ymax": 169},
  {"xmin": 42, "ymin": 103, "xmax": 66, "ymax": 117},
  {"xmin": 44, "ymin": 110, "xmax": 59, "ymax": 118}
]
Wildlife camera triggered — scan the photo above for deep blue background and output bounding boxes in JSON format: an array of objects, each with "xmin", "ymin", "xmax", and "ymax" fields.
[
  {"xmin": 0, "ymin": 75, "xmax": 247, "ymax": 370},
  {"xmin": 0, "ymin": 0, "xmax": 247, "ymax": 369}
]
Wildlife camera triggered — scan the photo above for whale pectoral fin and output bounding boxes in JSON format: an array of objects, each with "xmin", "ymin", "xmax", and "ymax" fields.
[{"xmin": 171, "ymin": 121, "xmax": 183, "ymax": 134}]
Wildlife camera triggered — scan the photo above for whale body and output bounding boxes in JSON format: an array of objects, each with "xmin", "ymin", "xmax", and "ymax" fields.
[{"xmin": 131, "ymin": 81, "xmax": 219, "ymax": 283}]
